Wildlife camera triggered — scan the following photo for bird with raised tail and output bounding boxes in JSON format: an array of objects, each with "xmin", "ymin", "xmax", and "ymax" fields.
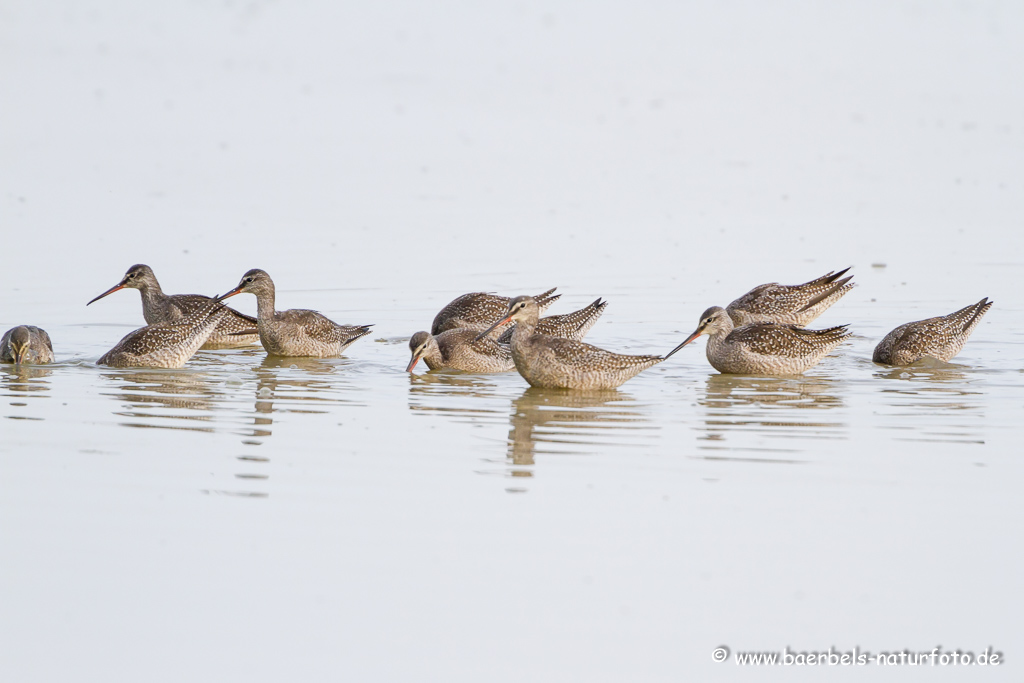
[
  {"xmin": 873, "ymin": 298, "xmax": 992, "ymax": 366},
  {"xmin": 472, "ymin": 296, "xmax": 685, "ymax": 390},
  {"xmin": 496, "ymin": 297, "xmax": 608, "ymax": 344},
  {"xmin": 408, "ymin": 298, "xmax": 609, "ymax": 373},
  {"xmin": 97, "ymin": 300, "xmax": 229, "ymax": 368},
  {"xmin": 672, "ymin": 306, "xmax": 850, "ymax": 375},
  {"xmin": 726, "ymin": 267, "xmax": 855, "ymax": 326},
  {"xmin": 431, "ymin": 288, "xmax": 561, "ymax": 338},
  {"xmin": 87, "ymin": 264, "xmax": 259, "ymax": 349},
  {"xmin": 216, "ymin": 269, "xmax": 372, "ymax": 358},
  {"xmin": 1, "ymin": 326, "xmax": 54, "ymax": 365}
]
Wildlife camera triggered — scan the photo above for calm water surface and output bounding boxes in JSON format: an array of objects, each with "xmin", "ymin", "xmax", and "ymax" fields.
[
  {"xmin": 2, "ymin": 267, "xmax": 1020, "ymax": 681},
  {"xmin": 3, "ymin": 1, "xmax": 1023, "ymax": 680}
]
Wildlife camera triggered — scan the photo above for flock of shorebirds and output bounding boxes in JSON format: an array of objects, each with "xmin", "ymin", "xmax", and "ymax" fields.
[{"xmin": 1, "ymin": 265, "xmax": 993, "ymax": 390}]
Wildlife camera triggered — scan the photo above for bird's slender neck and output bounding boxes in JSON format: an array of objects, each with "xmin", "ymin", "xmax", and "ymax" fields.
[
  {"xmin": 137, "ymin": 278, "xmax": 168, "ymax": 320},
  {"xmin": 254, "ymin": 284, "xmax": 277, "ymax": 321},
  {"xmin": 510, "ymin": 312, "xmax": 538, "ymax": 346}
]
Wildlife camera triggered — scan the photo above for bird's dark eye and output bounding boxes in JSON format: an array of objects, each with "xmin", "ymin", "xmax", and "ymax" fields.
[
  {"xmin": 245, "ymin": 277, "xmax": 253, "ymax": 283},
  {"xmin": 128, "ymin": 273, "xmax": 136, "ymax": 279},
  {"xmin": 704, "ymin": 317, "xmax": 713, "ymax": 324}
]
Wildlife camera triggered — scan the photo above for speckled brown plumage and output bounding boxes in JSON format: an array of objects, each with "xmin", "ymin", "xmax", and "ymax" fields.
[
  {"xmin": 97, "ymin": 301, "xmax": 229, "ymax": 368},
  {"xmin": 216, "ymin": 269, "xmax": 372, "ymax": 358},
  {"xmin": 873, "ymin": 298, "xmax": 992, "ymax": 366},
  {"xmin": 727, "ymin": 267, "xmax": 855, "ymax": 326},
  {"xmin": 409, "ymin": 299, "xmax": 609, "ymax": 374},
  {"xmin": 87, "ymin": 264, "xmax": 259, "ymax": 349},
  {"xmin": 475, "ymin": 296, "xmax": 684, "ymax": 390},
  {"xmin": 496, "ymin": 298, "xmax": 608, "ymax": 344},
  {"xmin": 431, "ymin": 288, "xmax": 560, "ymax": 336},
  {"xmin": 1, "ymin": 325, "xmax": 54, "ymax": 364},
  {"xmin": 407, "ymin": 329, "xmax": 514, "ymax": 373},
  {"xmin": 672, "ymin": 306, "xmax": 850, "ymax": 375}
]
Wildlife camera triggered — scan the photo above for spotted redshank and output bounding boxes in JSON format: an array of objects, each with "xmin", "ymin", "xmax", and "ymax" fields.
[
  {"xmin": 215, "ymin": 269, "xmax": 372, "ymax": 358},
  {"xmin": 727, "ymin": 267, "xmax": 854, "ymax": 326},
  {"xmin": 432, "ymin": 288, "xmax": 560, "ymax": 337},
  {"xmin": 408, "ymin": 297, "xmax": 609, "ymax": 373},
  {"xmin": 672, "ymin": 306, "xmax": 850, "ymax": 375},
  {"xmin": 474, "ymin": 296, "xmax": 685, "ymax": 390},
  {"xmin": 1, "ymin": 326, "xmax": 54, "ymax": 365},
  {"xmin": 88, "ymin": 264, "xmax": 259, "ymax": 349},
  {"xmin": 406, "ymin": 329, "xmax": 513, "ymax": 373},
  {"xmin": 97, "ymin": 300, "xmax": 228, "ymax": 368},
  {"xmin": 873, "ymin": 298, "xmax": 992, "ymax": 366},
  {"xmin": 496, "ymin": 297, "xmax": 608, "ymax": 343}
]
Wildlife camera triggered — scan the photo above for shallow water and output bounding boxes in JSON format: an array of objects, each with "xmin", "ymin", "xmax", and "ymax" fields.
[
  {"xmin": 2, "ymin": 1, "xmax": 1023, "ymax": 681},
  {"xmin": 3, "ymin": 276, "xmax": 1020, "ymax": 681}
]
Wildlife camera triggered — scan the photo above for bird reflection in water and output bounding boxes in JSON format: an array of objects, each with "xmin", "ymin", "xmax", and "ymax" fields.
[
  {"xmin": 99, "ymin": 367, "xmax": 222, "ymax": 428},
  {"xmin": 2, "ymin": 364, "xmax": 53, "ymax": 393},
  {"xmin": 2, "ymin": 364, "xmax": 52, "ymax": 421},
  {"xmin": 98, "ymin": 365, "xmax": 269, "ymax": 497},
  {"xmin": 222, "ymin": 356, "xmax": 366, "ymax": 497},
  {"xmin": 872, "ymin": 359, "xmax": 985, "ymax": 445},
  {"xmin": 406, "ymin": 370, "xmax": 508, "ymax": 426},
  {"xmin": 695, "ymin": 374, "xmax": 846, "ymax": 461},
  {"xmin": 246, "ymin": 356, "xmax": 344, "ymax": 443},
  {"xmin": 873, "ymin": 357, "xmax": 970, "ymax": 384},
  {"xmin": 99, "ymin": 359, "xmax": 239, "ymax": 495},
  {"xmin": 250, "ymin": 355, "xmax": 363, "ymax": 430},
  {"xmin": 504, "ymin": 387, "xmax": 654, "ymax": 484}
]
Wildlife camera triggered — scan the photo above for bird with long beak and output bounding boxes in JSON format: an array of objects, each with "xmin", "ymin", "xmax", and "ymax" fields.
[
  {"xmin": 407, "ymin": 297, "xmax": 610, "ymax": 374},
  {"xmin": 669, "ymin": 306, "xmax": 850, "ymax": 375},
  {"xmin": 215, "ymin": 269, "xmax": 372, "ymax": 358},
  {"xmin": 87, "ymin": 264, "xmax": 259, "ymax": 349},
  {"xmin": 472, "ymin": 296, "xmax": 685, "ymax": 390},
  {"xmin": 1, "ymin": 326, "xmax": 54, "ymax": 365}
]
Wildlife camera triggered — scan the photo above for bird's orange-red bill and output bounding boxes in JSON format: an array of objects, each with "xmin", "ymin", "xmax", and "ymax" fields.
[
  {"xmin": 215, "ymin": 287, "xmax": 243, "ymax": 302},
  {"xmin": 86, "ymin": 283, "xmax": 126, "ymax": 306}
]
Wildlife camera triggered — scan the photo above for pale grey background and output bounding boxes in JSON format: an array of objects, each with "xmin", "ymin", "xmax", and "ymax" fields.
[{"xmin": 2, "ymin": 1, "xmax": 1021, "ymax": 681}]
